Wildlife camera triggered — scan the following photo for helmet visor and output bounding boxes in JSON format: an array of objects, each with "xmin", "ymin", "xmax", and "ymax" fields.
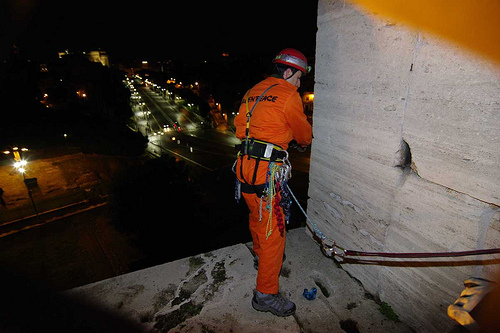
[{"xmin": 274, "ymin": 53, "xmax": 310, "ymax": 74}]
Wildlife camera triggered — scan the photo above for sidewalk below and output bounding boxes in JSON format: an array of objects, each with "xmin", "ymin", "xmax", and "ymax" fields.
[{"xmin": 68, "ymin": 228, "xmax": 413, "ymax": 332}]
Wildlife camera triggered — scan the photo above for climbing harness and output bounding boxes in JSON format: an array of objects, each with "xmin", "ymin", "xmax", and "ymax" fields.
[
  {"xmin": 286, "ymin": 184, "xmax": 500, "ymax": 260},
  {"xmin": 233, "ymin": 84, "xmax": 281, "ymax": 192},
  {"xmin": 233, "ymin": 83, "xmax": 293, "ymax": 239},
  {"xmin": 234, "ymin": 152, "xmax": 292, "ymax": 240},
  {"xmin": 236, "ymin": 139, "xmax": 287, "ymax": 163}
]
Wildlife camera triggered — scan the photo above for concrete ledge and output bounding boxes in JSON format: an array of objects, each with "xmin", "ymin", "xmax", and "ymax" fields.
[{"xmin": 68, "ymin": 228, "xmax": 413, "ymax": 332}]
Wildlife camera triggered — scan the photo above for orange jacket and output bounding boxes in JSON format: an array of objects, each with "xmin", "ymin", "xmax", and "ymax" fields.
[
  {"xmin": 235, "ymin": 76, "xmax": 312, "ymax": 150},
  {"xmin": 234, "ymin": 76, "xmax": 312, "ymax": 185}
]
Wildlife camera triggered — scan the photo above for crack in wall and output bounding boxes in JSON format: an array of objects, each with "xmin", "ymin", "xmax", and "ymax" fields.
[
  {"xmin": 399, "ymin": 31, "xmax": 422, "ymax": 141},
  {"xmin": 378, "ymin": 32, "xmax": 423, "ymax": 295},
  {"xmin": 410, "ymin": 165, "xmax": 499, "ymax": 208}
]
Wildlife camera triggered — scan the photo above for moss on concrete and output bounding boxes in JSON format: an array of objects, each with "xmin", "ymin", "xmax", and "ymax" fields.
[{"xmin": 154, "ymin": 301, "xmax": 203, "ymax": 332}]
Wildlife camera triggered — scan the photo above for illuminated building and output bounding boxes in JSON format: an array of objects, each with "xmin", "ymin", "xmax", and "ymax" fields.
[
  {"xmin": 58, "ymin": 49, "xmax": 109, "ymax": 67},
  {"xmin": 87, "ymin": 51, "xmax": 109, "ymax": 67}
]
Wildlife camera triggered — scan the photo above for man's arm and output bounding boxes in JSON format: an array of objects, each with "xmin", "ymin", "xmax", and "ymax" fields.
[{"xmin": 284, "ymin": 93, "xmax": 312, "ymax": 146}]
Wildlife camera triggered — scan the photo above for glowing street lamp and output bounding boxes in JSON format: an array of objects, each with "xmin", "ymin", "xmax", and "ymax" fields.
[
  {"xmin": 14, "ymin": 160, "xmax": 27, "ymax": 170},
  {"xmin": 4, "ymin": 146, "xmax": 39, "ymax": 220},
  {"xmin": 13, "ymin": 158, "xmax": 28, "ymax": 178}
]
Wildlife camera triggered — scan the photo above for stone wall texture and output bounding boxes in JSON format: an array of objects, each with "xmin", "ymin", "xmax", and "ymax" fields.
[{"xmin": 309, "ymin": 1, "xmax": 500, "ymax": 331}]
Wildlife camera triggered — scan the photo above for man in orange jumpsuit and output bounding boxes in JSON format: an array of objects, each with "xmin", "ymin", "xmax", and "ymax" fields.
[{"xmin": 234, "ymin": 48, "xmax": 313, "ymax": 317}]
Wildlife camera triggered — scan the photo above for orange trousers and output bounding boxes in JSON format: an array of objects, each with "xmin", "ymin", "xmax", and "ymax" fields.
[{"xmin": 242, "ymin": 192, "xmax": 286, "ymax": 295}]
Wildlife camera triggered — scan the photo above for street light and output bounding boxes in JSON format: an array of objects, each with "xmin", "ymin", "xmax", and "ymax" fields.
[
  {"xmin": 4, "ymin": 146, "xmax": 40, "ymax": 221},
  {"xmin": 14, "ymin": 160, "xmax": 27, "ymax": 170},
  {"xmin": 13, "ymin": 157, "xmax": 28, "ymax": 179}
]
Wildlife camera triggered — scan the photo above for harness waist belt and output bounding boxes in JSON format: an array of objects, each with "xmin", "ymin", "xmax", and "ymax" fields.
[{"xmin": 235, "ymin": 139, "xmax": 286, "ymax": 162}]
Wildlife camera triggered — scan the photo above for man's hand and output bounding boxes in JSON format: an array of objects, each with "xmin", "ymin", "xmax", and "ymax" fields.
[{"xmin": 289, "ymin": 141, "xmax": 308, "ymax": 152}]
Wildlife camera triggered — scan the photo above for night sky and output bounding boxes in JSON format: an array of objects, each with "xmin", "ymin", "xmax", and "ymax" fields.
[{"xmin": 2, "ymin": 0, "xmax": 319, "ymax": 62}]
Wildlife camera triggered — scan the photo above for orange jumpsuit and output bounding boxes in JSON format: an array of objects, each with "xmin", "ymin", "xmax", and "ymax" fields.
[{"xmin": 234, "ymin": 76, "xmax": 312, "ymax": 294}]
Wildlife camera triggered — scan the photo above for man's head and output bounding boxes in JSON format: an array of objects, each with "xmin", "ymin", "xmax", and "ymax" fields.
[
  {"xmin": 273, "ymin": 48, "xmax": 310, "ymax": 87},
  {"xmin": 274, "ymin": 63, "xmax": 303, "ymax": 88}
]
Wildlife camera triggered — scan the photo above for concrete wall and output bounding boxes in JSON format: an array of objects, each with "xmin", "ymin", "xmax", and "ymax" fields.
[{"xmin": 309, "ymin": 1, "xmax": 500, "ymax": 331}]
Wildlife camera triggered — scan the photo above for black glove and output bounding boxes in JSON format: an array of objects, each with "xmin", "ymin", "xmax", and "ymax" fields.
[{"xmin": 289, "ymin": 141, "xmax": 308, "ymax": 152}]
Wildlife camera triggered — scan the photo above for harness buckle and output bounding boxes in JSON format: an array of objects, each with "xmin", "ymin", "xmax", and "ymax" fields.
[{"xmin": 264, "ymin": 143, "xmax": 273, "ymax": 158}]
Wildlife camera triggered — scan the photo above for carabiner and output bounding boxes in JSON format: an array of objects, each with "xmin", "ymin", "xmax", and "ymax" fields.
[{"xmin": 321, "ymin": 239, "xmax": 346, "ymax": 258}]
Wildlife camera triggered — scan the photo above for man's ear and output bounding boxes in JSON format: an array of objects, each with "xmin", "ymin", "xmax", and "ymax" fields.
[{"xmin": 283, "ymin": 68, "xmax": 293, "ymax": 80}]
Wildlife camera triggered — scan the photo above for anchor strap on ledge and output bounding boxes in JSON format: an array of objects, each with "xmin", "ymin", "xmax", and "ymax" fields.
[{"xmin": 286, "ymin": 184, "xmax": 500, "ymax": 260}]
